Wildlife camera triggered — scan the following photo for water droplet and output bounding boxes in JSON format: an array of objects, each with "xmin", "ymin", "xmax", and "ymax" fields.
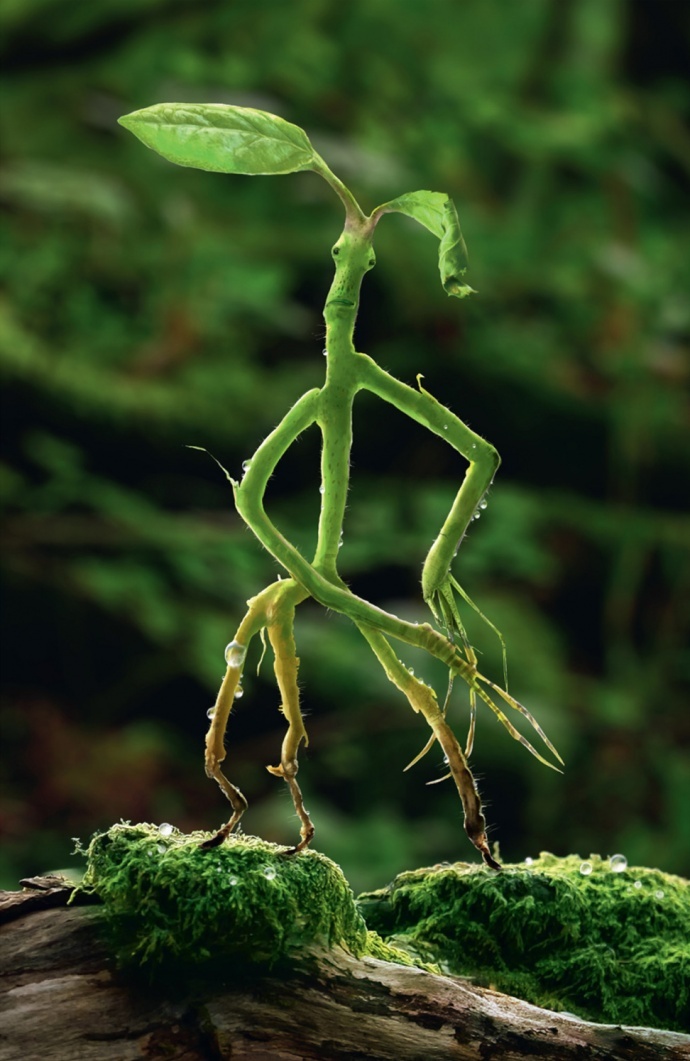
[
  {"xmin": 234, "ymin": 687, "xmax": 244, "ymax": 700},
  {"xmin": 262, "ymin": 866, "xmax": 277, "ymax": 880},
  {"xmin": 156, "ymin": 844, "xmax": 166, "ymax": 854},
  {"xmin": 319, "ymin": 484, "xmax": 325, "ymax": 495},
  {"xmin": 479, "ymin": 500, "xmax": 488, "ymax": 510},
  {"xmin": 225, "ymin": 640, "xmax": 246, "ymax": 668},
  {"xmin": 408, "ymin": 668, "xmax": 414, "ymax": 676},
  {"xmin": 579, "ymin": 861, "xmax": 593, "ymax": 876},
  {"xmin": 207, "ymin": 706, "xmax": 216, "ymax": 719},
  {"xmin": 471, "ymin": 443, "xmax": 477, "ymax": 450},
  {"xmin": 443, "ymin": 424, "xmax": 449, "ymax": 431},
  {"xmin": 228, "ymin": 875, "xmax": 239, "ymax": 886},
  {"xmin": 654, "ymin": 889, "xmax": 664, "ymax": 899},
  {"xmin": 338, "ymin": 537, "xmax": 343, "ymax": 549},
  {"xmin": 609, "ymin": 854, "xmax": 627, "ymax": 873},
  {"xmin": 474, "ymin": 511, "xmax": 481, "ymax": 520},
  {"xmin": 158, "ymin": 822, "xmax": 174, "ymax": 838},
  {"xmin": 322, "ymin": 347, "xmax": 328, "ymax": 356},
  {"xmin": 524, "ymin": 856, "xmax": 534, "ymax": 865},
  {"xmin": 241, "ymin": 460, "xmax": 251, "ymax": 473},
  {"xmin": 633, "ymin": 880, "xmax": 642, "ymax": 890}
]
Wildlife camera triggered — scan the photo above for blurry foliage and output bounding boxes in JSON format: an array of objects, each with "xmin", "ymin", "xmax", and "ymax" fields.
[{"xmin": 1, "ymin": 0, "xmax": 688, "ymax": 893}]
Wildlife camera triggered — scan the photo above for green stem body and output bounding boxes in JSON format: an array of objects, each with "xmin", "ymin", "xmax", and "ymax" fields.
[{"xmin": 234, "ymin": 218, "xmax": 498, "ymax": 680}]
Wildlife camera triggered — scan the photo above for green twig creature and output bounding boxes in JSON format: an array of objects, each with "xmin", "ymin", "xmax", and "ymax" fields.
[{"xmin": 120, "ymin": 105, "xmax": 562, "ymax": 870}]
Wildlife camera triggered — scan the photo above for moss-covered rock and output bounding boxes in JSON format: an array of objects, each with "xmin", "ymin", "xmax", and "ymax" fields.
[
  {"xmin": 356, "ymin": 852, "xmax": 690, "ymax": 1031},
  {"xmin": 77, "ymin": 822, "xmax": 367, "ymax": 970}
]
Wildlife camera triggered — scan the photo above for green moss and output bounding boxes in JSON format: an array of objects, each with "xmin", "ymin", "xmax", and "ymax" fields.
[
  {"xmin": 363, "ymin": 929, "xmax": 439, "ymax": 972},
  {"xmin": 77, "ymin": 829, "xmax": 688, "ymax": 1031},
  {"xmin": 356, "ymin": 852, "xmax": 690, "ymax": 1031},
  {"xmin": 76, "ymin": 822, "xmax": 367, "ymax": 970}
]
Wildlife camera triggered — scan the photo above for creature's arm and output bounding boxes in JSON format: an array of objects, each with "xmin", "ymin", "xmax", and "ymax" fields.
[
  {"xmin": 236, "ymin": 388, "xmax": 480, "ymax": 678},
  {"xmin": 354, "ymin": 353, "xmax": 499, "ymax": 608}
]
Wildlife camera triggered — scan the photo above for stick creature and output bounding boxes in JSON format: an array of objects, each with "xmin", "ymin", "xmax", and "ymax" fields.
[{"xmin": 120, "ymin": 105, "xmax": 562, "ymax": 870}]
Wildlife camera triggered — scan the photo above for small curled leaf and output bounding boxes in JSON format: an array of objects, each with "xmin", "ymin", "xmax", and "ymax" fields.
[
  {"xmin": 373, "ymin": 189, "xmax": 475, "ymax": 299},
  {"xmin": 439, "ymin": 199, "xmax": 475, "ymax": 299},
  {"xmin": 118, "ymin": 103, "xmax": 318, "ymax": 176}
]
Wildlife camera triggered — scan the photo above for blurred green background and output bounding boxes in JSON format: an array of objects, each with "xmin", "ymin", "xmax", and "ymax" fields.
[{"xmin": 1, "ymin": 0, "xmax": 688, "ymax": 893}]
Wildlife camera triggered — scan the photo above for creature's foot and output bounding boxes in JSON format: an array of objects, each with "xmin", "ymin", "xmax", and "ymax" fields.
[
  {"xmin": 267, "ymin": 761, "xmax": 315, "ymax": 856},
  {"xmin": 199, "ymin": 814, "xmax": 241, "ymax": 851},
  {"xmin": 471, "ymin": 831, "xmax": 502, "ymax": 871},
  {"xmin": 283, "ymin": 820, "xmax": 315, "ymax": 856},
  {"xmin": 199, "ymin": 832, "xmax": 225, "ymax": 851}
]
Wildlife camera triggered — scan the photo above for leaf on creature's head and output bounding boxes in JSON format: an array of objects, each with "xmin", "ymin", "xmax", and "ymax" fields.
[
  {"xmin": 374, "ymin": 190, "xmax": 476, "ymax": 299},
  {"xmin": 118, "ymin": 103, "xmax": 319, "ymax": 176}
]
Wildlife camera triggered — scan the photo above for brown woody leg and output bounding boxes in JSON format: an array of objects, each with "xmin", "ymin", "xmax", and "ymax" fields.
[
  {"xmin": 265, "ymin": 588, "xmax": 314, "ymax": 854},
  {"xmin": 356, "ymin": 622, "xmax": 501, "ymax": 871},
  {"xmin": 200, "ymin": 579, "xmax": 306, "ymax": 850}
]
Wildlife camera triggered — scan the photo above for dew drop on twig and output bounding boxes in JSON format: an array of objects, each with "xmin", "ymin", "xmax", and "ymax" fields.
[{"xmin": 225, "ymin": 641, "xmax": 246, "ymax": 668}]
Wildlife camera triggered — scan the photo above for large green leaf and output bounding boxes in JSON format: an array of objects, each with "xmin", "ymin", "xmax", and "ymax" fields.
[
  {"xmin": 375, "ymin": 190, "xmax": 475, "ymax": 298},
  {"xmin": 118, "ymin": 103, "xmax": 318, "ymax": 176}
]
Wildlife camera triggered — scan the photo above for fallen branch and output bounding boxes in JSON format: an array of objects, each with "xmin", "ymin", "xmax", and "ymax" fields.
[{"xmin": 1, "ymin": 879, "xmax": 688, "ymax": 1061}]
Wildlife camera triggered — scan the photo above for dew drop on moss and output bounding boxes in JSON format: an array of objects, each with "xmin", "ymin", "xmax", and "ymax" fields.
[
  {"xmin": 158, "ymin": 823, "xmax": 174, "ymax": 838},
  {"xmin": 579, "ymin": 861, "xmax": 593, "ymax": 876},
  {"xmin": 263, "ymin": 866, "xmax": 277, "ymax": 880},
  {"xmin": 610, "ymin": 854, "xmax": 627, "ymax": 872},
  {"xmin": 655, "ymin": 889, "xmax": 665, "ymax": 899}
]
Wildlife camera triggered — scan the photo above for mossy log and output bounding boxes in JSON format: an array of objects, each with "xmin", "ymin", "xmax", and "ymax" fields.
[{"xmin": 2, "ymin": 877, "xmax": 689, "ymax": 1061}]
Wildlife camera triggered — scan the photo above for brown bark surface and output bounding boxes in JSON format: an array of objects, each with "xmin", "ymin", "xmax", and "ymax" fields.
[{"xmin": 1, "ymin": 879, "xmax": 688, "ymax": 1061}]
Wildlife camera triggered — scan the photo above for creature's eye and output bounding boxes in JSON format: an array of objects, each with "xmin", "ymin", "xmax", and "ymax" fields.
[
  {"xmin": 368, "ymin": 258, "xmax": 376, "ymax": 268},
  {"xmin": 332, "ymin": 246, "xmax": 340, "ymax": 256}
]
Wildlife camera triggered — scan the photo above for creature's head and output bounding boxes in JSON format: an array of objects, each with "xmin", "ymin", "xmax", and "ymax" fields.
[{"xmin": 326, "ymin": 227, "xmax": 377, "ymax": 312}]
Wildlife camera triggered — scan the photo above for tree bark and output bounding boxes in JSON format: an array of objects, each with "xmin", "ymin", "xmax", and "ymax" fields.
[{"xmin": 1, "ymin": 879, "xmax": 688, "ymax": 1061}]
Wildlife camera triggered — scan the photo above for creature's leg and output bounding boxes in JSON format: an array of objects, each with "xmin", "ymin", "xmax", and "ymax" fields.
[
  {"xmin": 264, "ymin": 584, "xmax": 315, "ymax": 853},
  {"xmin": 356, "ymin": 621, "xmax": 501, "ymax": 871},
  {"xmin": 200, "ymin": 578, "xmax": 307, "ymax": 849}
]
